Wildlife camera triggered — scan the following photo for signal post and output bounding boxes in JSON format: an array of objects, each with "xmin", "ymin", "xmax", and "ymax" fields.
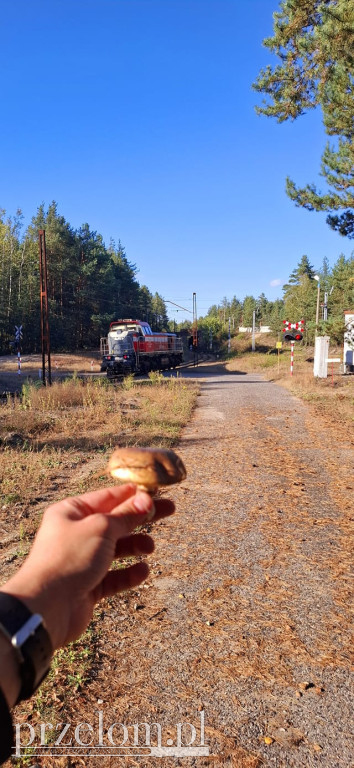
[{"xmin": 282, "ymin": 320, "xmax": 305, "ymax": 376}]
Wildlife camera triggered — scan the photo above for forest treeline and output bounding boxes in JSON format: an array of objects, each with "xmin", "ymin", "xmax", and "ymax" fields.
[
  {"xmin": 195, "ymin": 253, "xmax": 353, "ymax": 348},
  {"xmin": 0, "ymin": 203, "xmax": 353, "ymax": 354},
  {"xmin": 195, "ymin": 254, "xmax": 354, "ymax": 343},
  {"xmin": 0, "ymin": 203, "xmax": 169, "ymax": 354}
]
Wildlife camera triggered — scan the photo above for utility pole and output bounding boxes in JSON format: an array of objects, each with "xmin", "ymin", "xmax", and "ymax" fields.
[
  {"xmin": 314, "ymin": 275, "xmax": 320, "ymax": 332},
  {"xmin": 38, "ymin": 230, "xmax": 52, "ymax": 386},
  {"xmin": 192, "ymin": 292, "xmax": 198, "ymax": 366},
  {"xmin": 323, "ymin": 292, "xmax": 328, "ymax": 321}
]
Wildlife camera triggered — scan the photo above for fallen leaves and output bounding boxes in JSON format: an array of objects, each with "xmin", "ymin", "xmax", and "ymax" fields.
[{"xmin": 264, "ymin": 736, "xmax": 274, "ymax": 745}]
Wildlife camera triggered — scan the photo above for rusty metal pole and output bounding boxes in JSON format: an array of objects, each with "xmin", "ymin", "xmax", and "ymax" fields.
[
  {"xmin": 192, "ymin": 292, "xmax": 198, "ymax": 367},
  {"xmin": 38, "ymin": 230, "xmax": 52, "ymax": 386}
]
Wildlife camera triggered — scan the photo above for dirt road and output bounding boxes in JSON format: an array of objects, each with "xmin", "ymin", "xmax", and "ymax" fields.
[
  {"xmin": 81, "ymin": 363, "xmax": 351, "ymax": 768},
  {"xmin": 10, "ymin": 363, "xmax": 354, "ymax": 767}
]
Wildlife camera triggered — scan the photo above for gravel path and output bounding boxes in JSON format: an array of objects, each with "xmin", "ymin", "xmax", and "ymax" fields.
[
  {"xmin": 28, "ymin": 364, "xmax": 353, "ymax": 768},
  {"xmin": 151, "ymin": 364, "xmax": 352, "ymax": 767}
]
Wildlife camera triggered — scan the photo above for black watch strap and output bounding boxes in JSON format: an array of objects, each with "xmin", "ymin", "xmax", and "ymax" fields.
[{"xmin": 0, "ymin": 592, "xmax": 53, "ymax": 703}]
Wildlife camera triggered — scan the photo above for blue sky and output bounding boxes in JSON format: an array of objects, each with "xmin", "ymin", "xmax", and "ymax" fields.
[{"xmin": 1, "ymin": 0, "xmax": 352, "ymax": 322}]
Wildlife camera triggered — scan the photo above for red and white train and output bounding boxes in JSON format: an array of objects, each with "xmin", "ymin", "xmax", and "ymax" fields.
[{"xmin": 101, "ymin": 319, "xmax": 184, "ymax": 376}]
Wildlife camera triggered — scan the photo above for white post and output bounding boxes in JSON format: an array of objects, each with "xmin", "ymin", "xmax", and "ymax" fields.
[
  {"xmin": 314, "ymin": 276, "xmax": 320, "ymax": 331},
  {"xmin": 252, "ymin": 310, "xmax": 256, "ymax": 351},
  {"xmin": 290, "ymin": 341, "xmax": 294, "ymax": 376},
  {"xmin": 314, "ymin": 336, "xmax": 330, "ymax": 378}
]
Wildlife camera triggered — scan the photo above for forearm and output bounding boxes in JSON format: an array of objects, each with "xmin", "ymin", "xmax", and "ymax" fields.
[{"xmin": 2, "ymin": 568, "xmax": 63, "ymax": 651}]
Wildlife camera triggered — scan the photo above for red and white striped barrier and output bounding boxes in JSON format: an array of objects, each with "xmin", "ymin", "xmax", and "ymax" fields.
[
  {"xmin": 290, "ymin": 341, "xmax": 294, "ymax": 376},
  {"xmin": 17, "ymin": 352, "xmax": 21, "ymax": 375}
]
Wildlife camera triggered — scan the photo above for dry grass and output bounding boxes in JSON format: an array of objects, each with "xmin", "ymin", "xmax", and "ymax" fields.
[
  {"xmin": 0, "ymin": 376, "xmax": 198, "ymax": 519},
  {"xmin": 0, "ymin": 374, "xmax": 199, "ymax": 764},
  {"xmin": 0, "ymin": 350, "xmax": 102, "ymax": 373}
]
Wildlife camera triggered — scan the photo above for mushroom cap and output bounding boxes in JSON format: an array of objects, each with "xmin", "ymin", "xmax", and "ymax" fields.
[{"xmin": 107, "ymin": 446, "xmax": 187, "ymax": 493}]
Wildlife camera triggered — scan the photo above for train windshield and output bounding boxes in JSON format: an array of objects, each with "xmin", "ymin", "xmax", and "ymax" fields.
[
  {"xmin": 111, "ymin": 337, "xmax": 134, "ymax": 355},
  {"xmin": 110, "ymin": 323, "xmax": 137, "ymax": 334}
]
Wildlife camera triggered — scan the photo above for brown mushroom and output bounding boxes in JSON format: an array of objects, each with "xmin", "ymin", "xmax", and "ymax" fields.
[{"xmin": 107, "ymin": 446, "xmax": 187, "ymax": 495}]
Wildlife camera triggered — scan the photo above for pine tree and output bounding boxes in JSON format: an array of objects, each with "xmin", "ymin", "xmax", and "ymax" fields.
[
  {"xmin": 282, "ymin": 255, "xmax": 317, "ymax": 330},
  {"xmin": 285, "ymin": 254, "xmax": 316, "ymax": 285},
  {"xmin": 254, "ymin": 0, "xmax": 354, "ymax": 237},
  {"xmin": 0, "ymin": 209, "xmax": 26, "ymax": 352},
  {"xmin": 242, "ymin": 296, "xmax": 257, "ymax": 327},
  {"xmin": 329, "ymin": 253, "xmax": 354, "ymax": 313},
  {"xmin": 139, "ymin": 285, "xmax": 154, "ymax": 324},
  {"xmin": 319, "ymin": 255, "xmax": 331, "ymax": 292},
  {"xmin": 108, "ymin": 240, "xmax": 141, "ymax": 321},
  {"xmin": 256, "ymin": 293, "xmax": 269, "ymax": 323},
  {"xmin": 268, "ymin": 298, "xmax": 285, "ymax": 333},
  {"xmin": 230, "ymin": 296, "xmax": 242, "ymax": 327},
  {"xmin": 151, "ymin": 293, "xmax": 169, "ymax": 330},
  {"xmin": 25, "ymin": 202, "xmax": 78, "ymax": 350}
]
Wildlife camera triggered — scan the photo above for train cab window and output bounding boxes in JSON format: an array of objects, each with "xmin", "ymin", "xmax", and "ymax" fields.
[{"xmin": 111, "ymin": 323, "xmax": 136, "ymax": 334}]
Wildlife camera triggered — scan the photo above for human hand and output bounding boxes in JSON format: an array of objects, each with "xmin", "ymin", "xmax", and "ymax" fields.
[{"xmin": 3, "ymin": 484, "xmax": 174, "ymax": 651}]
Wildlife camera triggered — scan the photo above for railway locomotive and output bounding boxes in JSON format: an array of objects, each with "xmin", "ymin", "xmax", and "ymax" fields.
[{"xmin": 101, "ymin": 319, "xmax": 184, "ymax": 377}]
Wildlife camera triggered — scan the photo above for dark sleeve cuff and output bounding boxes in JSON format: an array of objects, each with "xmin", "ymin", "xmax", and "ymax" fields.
[{"xmin": 0, "ymin": 687, "xmax": 13, "ymax": 764}]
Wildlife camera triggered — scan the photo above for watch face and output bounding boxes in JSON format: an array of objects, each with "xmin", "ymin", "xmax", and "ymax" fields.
[{"xmin": 13, "ymin": 613, "xmax": 43, "ymax": 650}]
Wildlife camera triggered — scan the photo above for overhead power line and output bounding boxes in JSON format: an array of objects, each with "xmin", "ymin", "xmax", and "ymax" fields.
[{"xmin": 164, "ymin": 299, "xmax": 192, "ymax": 314}]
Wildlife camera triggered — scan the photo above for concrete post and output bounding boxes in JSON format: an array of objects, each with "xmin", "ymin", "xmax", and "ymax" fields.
[{"xmin": 314, "ymin": 336, "xmax": 330, "ymax": 378}]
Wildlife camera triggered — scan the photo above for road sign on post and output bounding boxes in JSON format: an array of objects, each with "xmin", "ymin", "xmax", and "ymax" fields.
[
  {"xmin": 14, "ymin": 325, "xmax": 23, "ymax": 374},
  {"xmin": 14, "ymin": 325, "xmax": 23, "ymax": 343}
]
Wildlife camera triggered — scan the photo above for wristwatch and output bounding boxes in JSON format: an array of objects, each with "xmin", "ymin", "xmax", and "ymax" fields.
[{"xmin": 0, "ymin": 592, "xmax": 53, "ymax": 703}]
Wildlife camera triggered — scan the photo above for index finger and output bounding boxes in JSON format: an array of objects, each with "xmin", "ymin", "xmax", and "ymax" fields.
[
  {"xmin": 50, "ymin": 484, "xmax": 138, "ymax": 520},
  {"xmin": 105, "ymin": 493, "xmax": 175, "ymax": 539}
]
